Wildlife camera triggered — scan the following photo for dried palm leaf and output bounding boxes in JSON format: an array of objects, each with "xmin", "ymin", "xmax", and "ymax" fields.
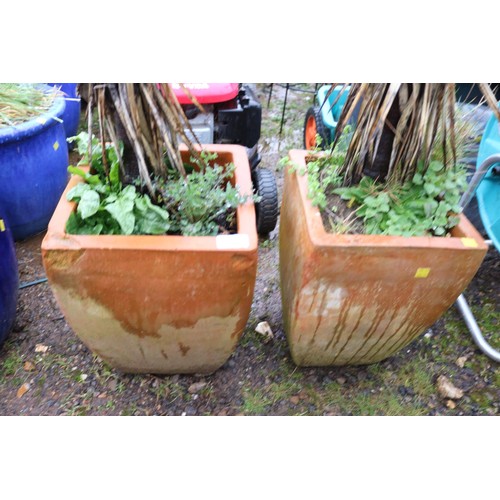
[
  {"xmin": 334, "ymin": 83, "xmax": 460, "ymax": 185},
  {"xmin": 478, "ymin": 83, "xmax": 500, "ymax": 123},
  {"xmin": 332, "ymin": 83, "xmax": 500, "ymax": 187},
  {"xmin": 178, "ymin": 83, "xmax": 206, "ymax": 115},
  {"xmin": 85, "ymin": 83, "xmax": 203, "ymax": 196}
]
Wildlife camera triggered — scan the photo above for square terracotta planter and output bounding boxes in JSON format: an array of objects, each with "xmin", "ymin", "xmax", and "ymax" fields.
[
  {"xmin": 42, "ymin": 145, "xmax": 258, "ymax": 374},
  {"xmin": 279, "ymin": 150, "xmax": 488, "ymax": 366}
]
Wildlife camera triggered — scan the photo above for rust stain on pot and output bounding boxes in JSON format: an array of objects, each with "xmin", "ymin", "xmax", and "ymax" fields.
[
  {"xmin": 43, "ymin": 249, "xmax": 85, "ymax": 271},
  {"xmin": 330, "ymin": 300, "xmax": 368, "ymax": 363},
  {"xmin": 43, "ymin": 245, "xmax": 257, "ymax": 339},
  {"xmin": 139, "ymin": 344, "xmax": 146, "ymax": 359},
  {"xmin": 345, "ymin": 306, "xmax": 397, "ymax": 363},
  {"xmin": 231, "ymin": 254, "xmax": 254, "ymax": 271},
  {"xmin": 178, "ymin": 342, "xmax": 190, "ymax": 356}
]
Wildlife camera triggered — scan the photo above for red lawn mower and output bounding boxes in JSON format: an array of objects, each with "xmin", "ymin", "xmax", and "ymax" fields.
[
  {"xmin": 79, "ymin": 83, "xmax": 279, "ymax": 235},
  {"xmin": 171, "ymin": 83, "xmax": 278, "ymax": 235}
]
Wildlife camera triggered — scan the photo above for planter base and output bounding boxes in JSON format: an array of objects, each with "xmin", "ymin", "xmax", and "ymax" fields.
[{"xmin": 50, "ymin": 283, "xmax": 247, "ymax": 374}]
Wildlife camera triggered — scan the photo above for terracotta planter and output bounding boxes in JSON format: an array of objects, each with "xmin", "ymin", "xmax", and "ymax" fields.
[
  {"xmin": 279, "ymin": 150, "xmax": 488, "ymax": 366},
  {"xmin": 42, "ymin": 145, "xmax": 257, "ymax": 374}
]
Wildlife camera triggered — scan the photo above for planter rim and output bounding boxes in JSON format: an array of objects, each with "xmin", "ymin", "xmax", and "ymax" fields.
[
  {"xmin": 42, "ymin": 144, "xmax": 258, "ymax": 253},
  {"xmin": 0, "ymin": 84, "xmax": 66, "ymax": 145},
  {"xmin": 288, "ymin": 148, "xmax": 488, "ymax": 251}
]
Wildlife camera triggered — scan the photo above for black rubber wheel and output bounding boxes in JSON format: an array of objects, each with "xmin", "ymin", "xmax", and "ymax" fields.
[
  {"xmin": 252, "ymin": 168, "xmax": 279, "ymax": 235},
  {"xmin": 304, "ymin": 106, "xmax": 330, "ymax": 150}
]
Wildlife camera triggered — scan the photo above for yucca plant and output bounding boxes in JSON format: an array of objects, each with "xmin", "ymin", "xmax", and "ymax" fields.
[
  {"xmin": 68, "ymin": 83, "xmax": 250, "ymax": 236},
  {"xmin": 305, "ymin": 82, "xmax": 500, "ymax": 237},
  {"xmin": 83, "ymin": 83, "xmax": 201, "ymax": 192}
]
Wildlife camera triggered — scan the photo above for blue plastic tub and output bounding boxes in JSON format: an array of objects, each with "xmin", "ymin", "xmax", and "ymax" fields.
[
  {"xmin": 0, "ymin": 212, "xmax": 19, "ymax": 347},
  {"xmin": 476, "ymin": 109, "xmax": 500, "ymax": 251},
  {"xmin": 47, "ymin": 83, "xmax": 81, "ymax": 146},
  {"xmin": 0, "ymin": 84, "xmax": 69, "ymax": 241}
]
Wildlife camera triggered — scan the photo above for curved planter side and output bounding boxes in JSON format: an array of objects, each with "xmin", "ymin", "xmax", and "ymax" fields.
[
  {"xmin": 42, "ymin": 145, "xmax": 258, "ymax": 375},
  {"xmin": 0, "ymin": 86, "xmax": 69, "ymax": 240},
  {"xmin": 0, "ymin": 213, "xmax": 19, "ymax": 346},
  {"xmin": 279, "ymin": 149, "xmax": 488, "ymax": 366}
]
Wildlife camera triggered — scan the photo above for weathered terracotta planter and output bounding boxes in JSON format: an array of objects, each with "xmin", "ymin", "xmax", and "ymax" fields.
[
  {"xmin": 279, "ymin": 150, "xmax": 488, "ymax": 366},
  {"xmin": 42, "ymin": 145, "xmax": 257, "ymax": 374}
]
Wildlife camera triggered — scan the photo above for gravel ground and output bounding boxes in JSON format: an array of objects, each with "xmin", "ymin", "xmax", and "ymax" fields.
[{"xmin": 0, "ymin": 84, "xmax": 498, "ymax": 416}]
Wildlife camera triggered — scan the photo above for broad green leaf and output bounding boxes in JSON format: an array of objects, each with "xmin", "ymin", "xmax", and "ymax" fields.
[
  {"xmin": 68, "ymin": 165, "xmax": 88, "ymax": 179},
  {"xmin": 73, "ymin": 131, "xmax": 91, "ymax": 156},
  {"xmin": 134, "ymin": 212, "xmax": 170, "ymax": 235},
  {"xmin": 105, "ymin": 198, "xmax": 135, "ymax": 234},
  {"xmin": 78, "ymin": 190, "xmax": 101, "ymax": 219},
  {"xmin": 135, "ymin": 195, "xmax": 169, "ymax": 219},
  {"xmin": 424, "ymin": 201, "xmax": 438, "ymax": 217},
  {"xmin": 412, "ymin": 172, "xmax": 423, "ymax": 185},
  {"xmin": 66, "ymin": 212, "xmax": 103, "ymax": 235},
  {"xmin": 429, "ymin": 161, "xmax": 444, "ymax": 172},
  {"xmin": 104, "ymin": 193, "xmax": 118, "ymax": 204},
  {"xmin": 121, "ymin": 185, "xmax": 137, "ymax": 201},
  {"xmin": 134, "ymin": 195, "xmax": 170, "ymax": 235},
  {"xmin": 424, "ymin": 183, "xmax": 437, "ymax": 196},
  {"xmin": 364, "ymin": 196, "xmax": 379, "ymax": 207},
  {"xmin": 67, "ymin": 166, "xmax": 100, "ymax": 185},
  {"xmin": 378, "ymin": 192, "xmax": 390, "ymax": 205},
  {"xmin": 108, "ymin": 150, "xmax": 121, "ymax": 188},
  {"xmin": 67, "ymin": 183, "xmax": 91, "ymax": 201},
  {"xmin": 65, "ymin": 212, "xmax": 81, "ymax": 234}
]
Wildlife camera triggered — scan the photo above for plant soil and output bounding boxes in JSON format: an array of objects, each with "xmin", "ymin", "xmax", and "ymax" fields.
[
  {"xmin": 1, "ymin": 84, "xmax": 498, "ymax": 416},
  {"xmin": 320, "ymin": 193, "xmax": 365, "ymax": 234}
]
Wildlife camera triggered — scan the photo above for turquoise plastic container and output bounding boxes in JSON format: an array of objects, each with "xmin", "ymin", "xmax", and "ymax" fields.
[
  {"xmin": 316, "ymin": 84, "xmax": 350, "ymax": 140},
  {"xmin": 476, "ymin": 110, "xmax": 500, "ymax": 251}
]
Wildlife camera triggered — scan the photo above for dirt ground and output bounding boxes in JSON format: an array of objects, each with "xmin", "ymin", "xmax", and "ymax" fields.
[{"xmin": 0, "ymin": 84, "xmax": 498, "ymax": 416}]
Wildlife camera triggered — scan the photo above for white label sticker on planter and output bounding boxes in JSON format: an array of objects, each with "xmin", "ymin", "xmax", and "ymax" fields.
[{"xmin": 216, "ymin": 234, "xmax": 250, "ymax": 249}]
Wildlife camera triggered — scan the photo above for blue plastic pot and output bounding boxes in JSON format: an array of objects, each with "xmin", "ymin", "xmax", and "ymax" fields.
[
  {"xmin": 0, "ymin": 84, "xmax": 69, "ymax": 240},
  {"xmin": 0, "ymin": 212, "xmax": 19, "ymax": 347},
  {"xmin": 47, "ymin": 83, "xmax": 81, "ymax": 146}
]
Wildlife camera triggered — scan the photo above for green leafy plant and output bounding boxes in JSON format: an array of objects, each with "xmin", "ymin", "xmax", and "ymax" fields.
[
  {"xmin": 65, "ymin": 132, "xmax": 170, "ymax": 235},
  {"xmin": 159, "ymin": 151, "xmax": 251, "ymax": 236},
  {"xmin": 334, "ymin": 160, "xmax": 468, "ymax": 236},
  {"xmin": 282, "ymin": 83, "xmax": 499, "ymax": 237},
  {"xmin": 65, "ymin": 133, "xmax": 252, "ymax": 237}
]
